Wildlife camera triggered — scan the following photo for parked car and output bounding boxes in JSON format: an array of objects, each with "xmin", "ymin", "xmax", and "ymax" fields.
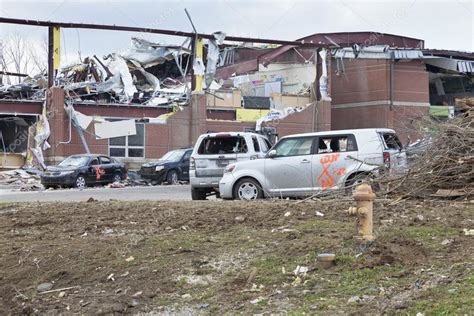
[
  {"xmin": 139, "ymin": 148, "xmax": 193, "ymax": 185},
  {"xmin": 41, "ymin": 154, "xmax": 127, "ymax": 189},
  {"xmin": 189, "ymin": 132, "xmax": 272, "ymax": 200},
  {"xmin": 219, "ymin": 128, "xmax": 407, "ymax": 200}
]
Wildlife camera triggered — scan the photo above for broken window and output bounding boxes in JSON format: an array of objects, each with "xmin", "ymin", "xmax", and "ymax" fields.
[
  {"xmin": 100, "ymin": 156, "xmax": 111, "ymax": 164},
  {"xmin": 197, "ymin": 136, "xmax": 248, "ymax": 155},
  {"xmin": 109, "ymin": 123, "xmax": 144, "ymax": 158},
  {"xmin": 317, "ymin": 135, "xmax": 357, "ymax": 154},
  {"xmin": 0, "ymin": 115, "xmax": 37, "ymax": 153},
  {"xmin": 89, "ymin": 158, "xmax": 99, "ymax": 166},
  {"xmin": 380, "ymin": 133, "xmax": 402, "ymax": 150}
]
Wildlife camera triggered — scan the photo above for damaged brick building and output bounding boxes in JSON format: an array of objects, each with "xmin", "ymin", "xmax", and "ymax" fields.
[{"xmin": 1, "ymin": 18, "xmax": 473, "ymax": 169}]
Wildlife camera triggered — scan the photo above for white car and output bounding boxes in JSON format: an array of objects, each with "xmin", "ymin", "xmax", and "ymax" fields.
[
  {"xmin": 219, "ymin": 128, "xmax": 406, "ymax": 200},
  {"xmin": 189, "ymin": 132, "xmax": 272, "ymax": 200}
]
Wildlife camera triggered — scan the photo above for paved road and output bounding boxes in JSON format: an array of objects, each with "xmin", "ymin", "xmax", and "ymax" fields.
[{"xmin": 0, "ymin": 185, "xmax": 192, "ymax": 202}]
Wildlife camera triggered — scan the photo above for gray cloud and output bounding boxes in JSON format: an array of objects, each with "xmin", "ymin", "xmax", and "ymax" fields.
[{"xmin": 0, "ymin": 0, "xmax": 472, "ymax": 68}]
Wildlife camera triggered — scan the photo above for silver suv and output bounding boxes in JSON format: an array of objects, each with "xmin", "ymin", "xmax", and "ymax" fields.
[
  {"xmin": 189, "ymin": 132, "xmax": 271, "ymax": 200},
  {"xmin": 219, "ymin": 128, "xmax": 407, "ymax": 200}
]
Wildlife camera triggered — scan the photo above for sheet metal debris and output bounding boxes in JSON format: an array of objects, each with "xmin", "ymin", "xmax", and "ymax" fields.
[{"xmin": 1, "ymin": 37, "xmax": 193, "ymax": 106}]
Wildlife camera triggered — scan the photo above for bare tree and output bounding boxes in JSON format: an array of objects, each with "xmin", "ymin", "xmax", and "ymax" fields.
[
  {"xmin": 5, "ymin": 33, "xmax": 31, "ymax": 83},
  {"xmin": 0, "ymin": 33, "xmax": 48, "ymax": 84},
  {"xmin": 29, "ymin": 35, "xmax": 48, "ymax": 75},
  {"xmin": 0, "ymin": 39, "xmax": 11, "ymax": 85}
]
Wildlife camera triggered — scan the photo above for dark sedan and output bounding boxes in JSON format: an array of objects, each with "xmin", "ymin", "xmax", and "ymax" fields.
[
  {"xmin": 41, "ymin": 154, "xmax": 127, "ymax": 189},
  {"xmin": 139, "ymin": 148, "xmax": 192, "ymax": 185}
]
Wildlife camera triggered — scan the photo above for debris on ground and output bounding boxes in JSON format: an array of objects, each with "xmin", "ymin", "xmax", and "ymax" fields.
[
  {"xmin": 0, "ymin": 169, "xmax": 43, "ymax": 191},
  {"xmin": 375, "ymin": 109, "xmax": 473, "ymax": 199},
  {"xmin": 36, "ymin": 283, "xmax": 53, "ymax": 293}
]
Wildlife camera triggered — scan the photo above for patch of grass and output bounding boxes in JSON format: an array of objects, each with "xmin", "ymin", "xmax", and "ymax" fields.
[
  {"xmin": 394, "ymin": 226, "xmax": 460, "ymax": 242},
  {"xmin": 335, "ymin": 254, "xmax": 356, "ymax": 266},
  {"xmin": 407, "ymin": 271, "xmax": 474, "ymax": 314},
  {"xmin": 330, "ymin": 264, "xmax": 409, "ymax": 296},
  {"xmin": 253, "ymin": 256, "xmax": 284, "ymax": 285},
  {"xmin": 198, "ymin": 287, "xmax": 219, "ymax": 301}
]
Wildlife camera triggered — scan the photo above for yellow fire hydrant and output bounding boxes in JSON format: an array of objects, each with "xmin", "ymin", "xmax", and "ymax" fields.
[{"xmin": 346, "ymin": 183, "xmax": 375, "ymax": 241}]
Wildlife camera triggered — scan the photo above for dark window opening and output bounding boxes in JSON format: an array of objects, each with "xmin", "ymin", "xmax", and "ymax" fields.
[
  {"xmin": 198, "ymin": 136, "xmax": 248, "ymax": 155},
  {"xmin": 317, "ymin": 135, "xmax": 357, "ymax": 154},
  {"xmin": 252, "ymin": 136, "xmax": 260, "ymax": 152},
  {"xmin": 381, "ymin": 133, "xmax": 402, "ymax": 150}
]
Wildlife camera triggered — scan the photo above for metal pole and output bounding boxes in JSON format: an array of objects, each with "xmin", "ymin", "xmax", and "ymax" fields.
[
  {"xmin": 47, "ymin": 26, "xmax": 54, "ymax": 88},
  {"xmin": 0, "ymin": 17, "xmax": 325, "ymax": 48}
]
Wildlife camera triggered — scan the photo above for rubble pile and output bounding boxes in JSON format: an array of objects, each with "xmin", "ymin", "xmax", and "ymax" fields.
[
  {"xmin": 455, "ymin": 96, "xmax": 474, "ymax": 111},
  {"xmin": 1, "ymin": 38, "xmax": 193, "ymax": 106},
  {"xmin": 377, "ymin": 109, "xmax": 474, "ymax": 199},
  {"xmin": 0, "ymin": 74, "xmax": 48, "ymax": 100},
  {"xmin": 0, "ymin": 169, "xmax": 44, "ymax": 191}
]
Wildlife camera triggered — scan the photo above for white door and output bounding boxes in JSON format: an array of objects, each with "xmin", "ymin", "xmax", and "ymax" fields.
[{"xmin": 264, "ymin": 136, "xmax": 316, "ymax": 197}]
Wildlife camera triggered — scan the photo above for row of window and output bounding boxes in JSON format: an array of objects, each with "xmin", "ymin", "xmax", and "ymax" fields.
[
  {"xmin": 274, "ymin": 135, "xmax": 358, "ymax": 157},
  {"xmin": 108, "ymin": 122, "xmax": 144, "ymax": 158}
]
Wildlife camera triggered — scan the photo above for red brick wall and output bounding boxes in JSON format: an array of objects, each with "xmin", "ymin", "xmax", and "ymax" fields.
[
  {"xmin": 393, "ymin": 60, "xmax": 429, "ymax": 103},
  {"xmin": 332, "ymin": 104, "xmax": 428, "ymax": 142},
  {"xmin": 0, "ymin": 101, "xmax": 42, "ymax": 114},
  {"xmin": 331, "ymin": 59, "xmax": 390, "ymax": 105},
  {"xmin": 332, "ymin": 104, "xmax": 390, "ymax": 130},
  {"xmin": 329, "ymin": 58, "xmax": 429, "ymax": 141}
]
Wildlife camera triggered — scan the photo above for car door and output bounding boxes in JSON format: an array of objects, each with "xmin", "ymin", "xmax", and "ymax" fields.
[
  {"xmin": 264, "ymin": 136, "xmax": 315, "ymax": 197},
  {"xmin": 312, "ymin": 134, "xmax": 358, "ymax": 191},
  {"xmin": 98, "ymin": 156, "xmax": 114, "ymax": 182},
  {"xmin": 87, "ymin": 157, "xmax": 101, "ymax": 183},
  {"xmin": 179, "ymin": 150, "xmax": 192, "ymax": 181}
]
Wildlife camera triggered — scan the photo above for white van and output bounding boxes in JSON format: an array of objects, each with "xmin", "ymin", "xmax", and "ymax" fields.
[
  {"xmin": 219, "ymin": 128, "xmax": 407, "ymax": 200},
  {"xmin": 190, "ymin": 132, "xmax": 272, "ymax": 200}
]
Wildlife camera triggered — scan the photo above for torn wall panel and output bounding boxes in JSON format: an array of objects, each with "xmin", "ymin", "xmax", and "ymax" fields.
[{"xmin": 95, "ymin": 119, "xmax": 136, "ymax": 139}]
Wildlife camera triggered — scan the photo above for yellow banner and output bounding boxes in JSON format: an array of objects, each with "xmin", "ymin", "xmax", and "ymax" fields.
[
  {"xmin": 236, "ymin": 109, "xmax": 270, "ymax": 122},
  {"xmin": 53, "ymin": 26, "xmax": 60, "ymax": 70}
]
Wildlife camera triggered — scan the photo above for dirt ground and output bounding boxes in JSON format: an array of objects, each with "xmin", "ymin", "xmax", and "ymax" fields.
[{"xmin": 0, "ymin": 198, "xmax": 473, "ymax": 314}]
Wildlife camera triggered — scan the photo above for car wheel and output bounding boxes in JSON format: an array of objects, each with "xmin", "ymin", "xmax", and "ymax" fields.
[
  {"xmin": 167, "ymin": 170, "xmax": 179, "ymax": 185},
  {"xmin": 191, "ymin": 188, "xmax": 207, "ymax": 200},
  {"xmin": 112, "ymin": 172, "xmax": 122, "ymax": 183},
  {"xmin": 233, "ymin": 178, "xmax": 263, "ymax": 201},
  {"xmin": 75, "ymin": 175, "xmax": 86, "ymax": 189}
]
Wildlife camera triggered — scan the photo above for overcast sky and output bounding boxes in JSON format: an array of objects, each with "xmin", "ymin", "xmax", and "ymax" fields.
[{"xmin": 0, "ymin": 0, "xmax": 472, "ymax": 68}]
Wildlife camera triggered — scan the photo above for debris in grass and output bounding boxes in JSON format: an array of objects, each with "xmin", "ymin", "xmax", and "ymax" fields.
[
  {"xmin": 37, "ymin": 283, "xmax": 53, "ymax": 292},
  {"xmin": 250, "ymin": 296, "xmax": 265, "ymax": 304},
  {"xmin": 463, "ymin": 229, "xmax": 474, "ymax": 236},
  {"xmin": 293, "ymin": 265, "xmax": 309, "ymax": 275}
]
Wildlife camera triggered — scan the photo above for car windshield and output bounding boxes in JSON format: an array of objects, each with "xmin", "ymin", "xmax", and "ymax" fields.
[
  {"xmin": 160, "ymin": 150, "xmax": 185, "ymax": 162},
  {"xmin": 58, "ymin": 156, "xmax": 89, "ymax": 167}
]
